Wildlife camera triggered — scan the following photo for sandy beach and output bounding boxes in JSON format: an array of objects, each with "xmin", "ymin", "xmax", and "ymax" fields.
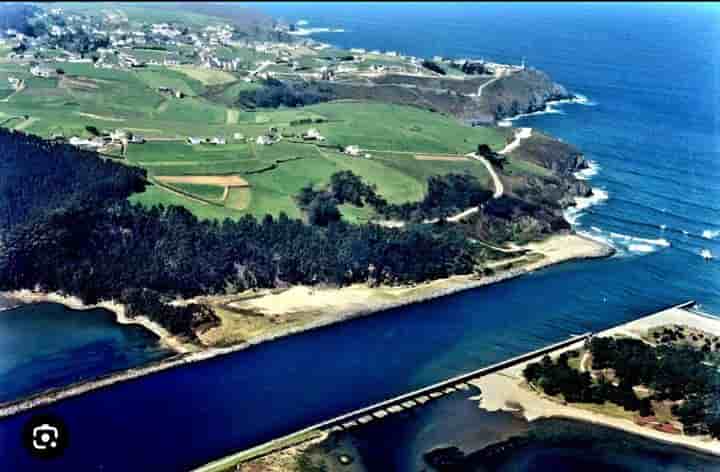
[
  {"xmin": 471, "ymin": 305, "xmax": 720, "ymax": 457},
  {"xmin": 198, "ymin": 233, "xmax": 612, "ymax": 347},
  {"xmin": 0, "ymin": 233, "xmax": 612, "ymax": 418}
]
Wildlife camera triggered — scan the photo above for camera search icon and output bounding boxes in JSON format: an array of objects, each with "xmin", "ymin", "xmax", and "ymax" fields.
[{"xmin": 22, "ymin": 414, "xmax": 68, "ymax": 459}]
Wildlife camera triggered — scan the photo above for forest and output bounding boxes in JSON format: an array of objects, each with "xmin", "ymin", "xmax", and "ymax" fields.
[
  {"xmin": 523, "ymin": 337, "xmax": 720, "ymax": 437},
  {"xmin": 0, "ymin": 129, "xmax": 478, "ymax": 340}
]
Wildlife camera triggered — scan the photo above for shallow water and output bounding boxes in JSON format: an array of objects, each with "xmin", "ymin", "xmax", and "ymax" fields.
[
  {"xmin": 0, "ymin": 302, "xmax": 170, "ymax": 403},
  {"xmin": 325, "ymin": 393, "xmax": 720, "ymax": 471}
]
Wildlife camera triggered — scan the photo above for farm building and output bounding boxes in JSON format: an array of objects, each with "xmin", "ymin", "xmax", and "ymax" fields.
[
  {"xmin": 256, "ymin": 135, "xmax": 274, "ymax": 145},
  {"xmin": 344, "ymin": 145, "xmax": 361, "ymax": 156},
  {"xmin": 302, "ymin": 128, "xmax": 325, "ymax": 141},
  {"xmin": 30, "ymin": 66, "xmax": 55, "ymax": 78}
]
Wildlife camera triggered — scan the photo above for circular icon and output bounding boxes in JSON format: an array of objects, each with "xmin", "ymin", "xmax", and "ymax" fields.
[{"xmin": 22, "ymin": 413, "xmax": 68, "ymax": 460}]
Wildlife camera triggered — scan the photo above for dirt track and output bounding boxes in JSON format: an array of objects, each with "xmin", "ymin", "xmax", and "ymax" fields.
[
  {"xmin": 414, "ymin": 154, "xmax": 469, "ymax": 161},
  {"xmin": 155, "ymin": 175, "xmax": 250, "ymax": 187}
]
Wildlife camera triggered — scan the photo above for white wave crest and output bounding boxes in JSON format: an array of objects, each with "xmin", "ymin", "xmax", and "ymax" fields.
[
  {"xmin": 563, "ymin": 188, "xmax": 608, "ymax": 225},
  {"xmin": 570, "ymin": 93, "xmax": 597, "ymax": 106},
  {"xmin": 702, "ymin": 230, "xmax": 720, "ymax": 240},
  {"xmin": 631, "ymin": 236, "xmax": 670, "ymax": 247},
  {"xmin": 577, "ymin": 230, "xmax": 617, "ymax": 250},
  {"xmin": 574, "ymin": 160, "xmax": 601, "ymax": 181},
  {"xmin": 575, "ymin": 188, "xmax": 609, "ymax": 211},
  {"xmin": 629, "ymin": 244, "xmax": 656, "ymax": 253}
]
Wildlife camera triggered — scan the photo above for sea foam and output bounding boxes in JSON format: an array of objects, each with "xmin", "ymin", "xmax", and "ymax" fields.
[
  {"xmin": 628, "ymin": 244, "xmax": 656, "ymax": 253},
  {"xmin": 574, "ymin": 160, "xmax": 601, "ymax": 181}
]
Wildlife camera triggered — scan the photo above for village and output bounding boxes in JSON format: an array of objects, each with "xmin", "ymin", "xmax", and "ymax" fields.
[{"xmin": 0, "ymin": 3, "xmax": 533, "ymax": 225}]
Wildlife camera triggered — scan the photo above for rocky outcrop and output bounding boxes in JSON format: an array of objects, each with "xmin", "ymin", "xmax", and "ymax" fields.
[
  {"xmin": 232, "ymin": 67, "xmax": 573, "ymax": 125},
  {"xmin": 477, "ymin": 68, "xmax": 572, "ymax": 121},
  {"xmin": 464, "ymin": 132, "xmax": 591, "ymax": 243}
]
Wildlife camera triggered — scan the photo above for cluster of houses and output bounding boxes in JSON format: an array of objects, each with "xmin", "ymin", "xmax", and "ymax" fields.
[
  {"xmin": 67, "ymin": 128, "xmax": 144, "ymax": 154},
  {"xmin": 199, "ymin": 53, "xmax": 242, "ymax": 72}
]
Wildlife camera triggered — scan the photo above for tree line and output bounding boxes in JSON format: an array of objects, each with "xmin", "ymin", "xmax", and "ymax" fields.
[
  {"xmin": 524, "ymin": 336, "xmax": 720, "ymax": 437},
  {"xmin": 0, "ymin": 129, "xmax": 478, "ymax": 340},
  {"xmin": 297, "ymin": 170, "xmax": 494, "ymax": 224}
]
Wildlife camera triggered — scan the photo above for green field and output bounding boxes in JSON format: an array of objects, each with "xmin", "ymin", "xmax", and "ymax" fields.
[
  {"xmin": 134, "ymin": 67, "xmax": 205, "ymax": 97},
  {"xmin": 169, "ymin": 183, "xmax": 226, "ymax": 200},
  {"xmin": 4, "ymin": 56, "xmax": 513, "ymax": 223}
]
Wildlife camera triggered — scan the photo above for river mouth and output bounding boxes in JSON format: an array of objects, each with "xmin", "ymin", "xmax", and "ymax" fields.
[
  {"xmin": 0, "ymin": 302, "xmax": 172, "ymax": 403},
  {"xmin": 300, "ymin": 391, "xmax": 720, "ymax": 471}
]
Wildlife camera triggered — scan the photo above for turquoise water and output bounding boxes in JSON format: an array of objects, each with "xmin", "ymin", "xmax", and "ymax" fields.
[
  {"xmin": 1, "ymin": 3, "xmax": 719, "ymax": 471},
  {"xmin": 0, "ymin": 302, "xmax": 170, "ymax": 402}
]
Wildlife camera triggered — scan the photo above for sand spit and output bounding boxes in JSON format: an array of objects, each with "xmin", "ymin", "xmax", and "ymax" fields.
[{"xmin": 471, "ymin": 306, "xmax": 720, "ymax": 458}]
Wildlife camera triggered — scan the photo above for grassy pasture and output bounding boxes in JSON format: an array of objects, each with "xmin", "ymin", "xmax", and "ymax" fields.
[
  {"xmin": 134, "ymin": 67, "xmax": 205, "ymax": 97},
  {"xmin": 7, "ymin": 55, "xmax": 513, "ymax": 222},
  {"xmin": 170, "ymin": 65, "xmax": 237, "ymax": 86},
  {"xmin": 169, "ymin": 183, "xmax": 226, "ymax": 200}
]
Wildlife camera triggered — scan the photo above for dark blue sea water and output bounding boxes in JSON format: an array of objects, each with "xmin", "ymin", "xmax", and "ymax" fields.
[{"xmin": 1, "ymin": 3, "xmax": 719, "ymax": 471}]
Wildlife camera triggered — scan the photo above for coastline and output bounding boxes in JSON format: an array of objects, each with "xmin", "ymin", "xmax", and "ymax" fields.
[
  {"xmin": 471, "ymin": 305, "xmax": 720, "ymax": 458},
  {"xmin": 0, "ymin": 290, "xmax": 197, "ymax": 354},
  {"xmin": 0, "ymin": 233, "xmax": 613, "ymax": 419}
]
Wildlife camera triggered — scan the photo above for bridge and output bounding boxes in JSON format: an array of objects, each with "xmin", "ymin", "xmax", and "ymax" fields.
[
  {"xmin": 194, "ymin": 300, "xmax": 699, "ymax": 472},
  {"xmin": 193, "ymin": 332, "xmax": 594, "ymax": 472}
]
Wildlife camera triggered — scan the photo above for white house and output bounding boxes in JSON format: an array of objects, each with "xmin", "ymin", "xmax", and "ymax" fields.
[
  {"xmin": 302, "ymin": 128, "xmax": 325, "ymax": 141},
  {"xmin": 344, "ymin": 145, "xmax": 361, "ymax": 156},
  {"xmin": 30, "ymin": 66, "xmax": 53, "ymax": 78}
]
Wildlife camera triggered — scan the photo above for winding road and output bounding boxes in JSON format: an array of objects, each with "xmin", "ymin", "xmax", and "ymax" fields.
[
  {"xmin": 468, "ymin": 127, "xmax": 533, "ymax": 200},
  {"xmin": 374, "ymin": 127, "xmax": 533, "ymax": 228}
]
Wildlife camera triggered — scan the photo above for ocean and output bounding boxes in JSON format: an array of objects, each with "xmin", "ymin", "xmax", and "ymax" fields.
[{"xmin": 1, "ymin": 3, "xmax": 719, "ymax": 470}]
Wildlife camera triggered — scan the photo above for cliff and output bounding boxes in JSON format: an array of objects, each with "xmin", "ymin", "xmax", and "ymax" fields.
[
  {"xmin": 472, "ymin": 68, "xmax": 572, "ymax": 123},
  {"xmin": 464, "ymin": 133, "xmax": 591, "ymax": 244}
]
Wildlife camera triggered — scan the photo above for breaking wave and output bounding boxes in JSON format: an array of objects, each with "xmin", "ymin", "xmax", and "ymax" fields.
[
  {"xmin": 499, "ymin": 93, "xmax": 595, "ymax": 127},
  {"xmin": 564, "ymin": 188, "xmax": 610, "ymax": 224},
  {"xmin": 574, "ymin": 160, "xmax": 601, "ymax": 180}
]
